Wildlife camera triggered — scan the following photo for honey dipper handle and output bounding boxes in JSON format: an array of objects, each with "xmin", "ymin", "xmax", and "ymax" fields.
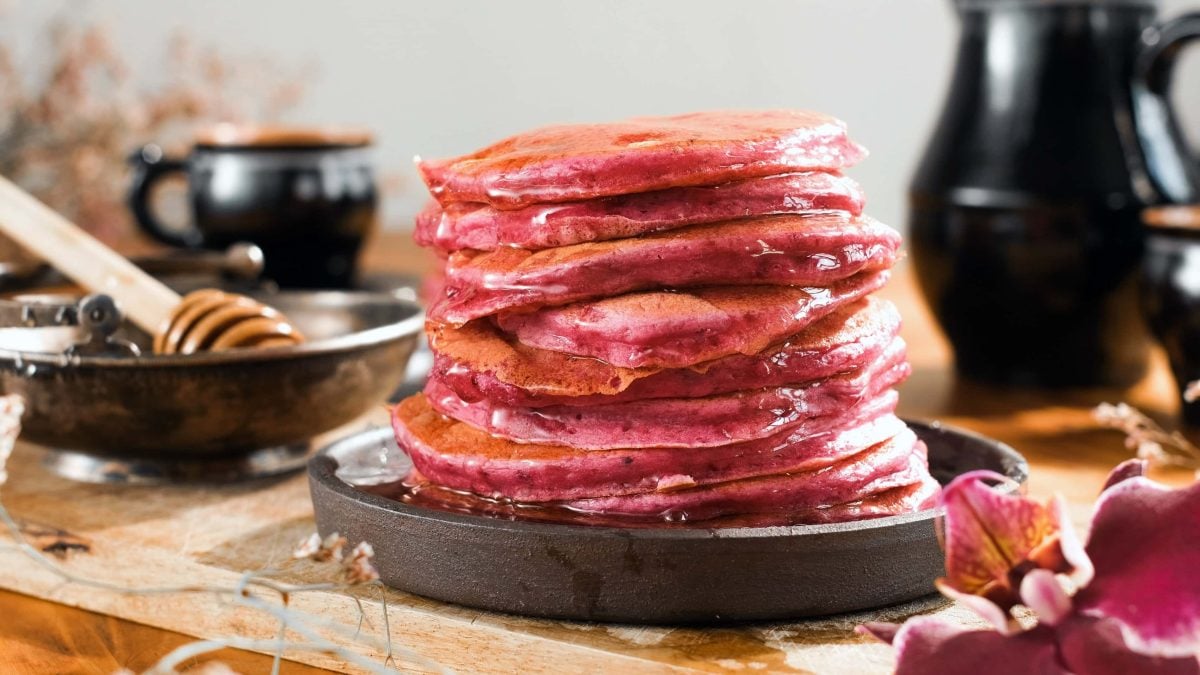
[{"xmin": 0, "ymin": 175, "xmax": 182, "ymax": 334}]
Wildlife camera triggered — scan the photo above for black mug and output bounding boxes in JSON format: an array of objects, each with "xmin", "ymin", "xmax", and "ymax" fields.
[{"xmin": 128, "ymin": 125, "xmax": 378, "ymax": 289}]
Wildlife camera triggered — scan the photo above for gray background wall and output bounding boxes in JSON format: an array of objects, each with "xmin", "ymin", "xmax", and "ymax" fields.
[{"xmin": 4, "ymin": 0, "xmax": 1200, "ymax": 230}]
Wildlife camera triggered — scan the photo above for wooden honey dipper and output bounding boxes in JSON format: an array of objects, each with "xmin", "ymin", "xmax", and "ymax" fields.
[{"xmin": 0, "ymin": 175, "xmax": 304, "ymax": 354}]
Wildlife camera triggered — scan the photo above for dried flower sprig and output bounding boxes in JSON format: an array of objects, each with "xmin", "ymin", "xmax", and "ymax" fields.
[
  {"xmin": 293, "ymin": 531, "xmax": 347, "ymax": 562},
  {"xmin": 1093, "ymin": 390, "xmax": 1200, "ymax": 472},
  {"xmin": 0, "ymin": 11, "xmax": 308, "ymax": 244},
  {"xmin": 293, "ymin": 532, "xmax": 381, "ymax": 585},
  {"xmin": 344, "ymin": 542, "xmax": 382, "ymax": 585},
  {"xmin": 0, "ymin": 395, "xmax": 437, "ymax": 674}
]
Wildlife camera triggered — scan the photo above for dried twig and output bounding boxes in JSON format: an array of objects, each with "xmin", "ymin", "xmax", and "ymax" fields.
[{"xmin": 1093, "ymin": 383, "xmax": 1200, "ymax": 472}]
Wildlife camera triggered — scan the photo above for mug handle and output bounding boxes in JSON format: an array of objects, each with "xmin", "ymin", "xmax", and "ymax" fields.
[
  {"xmin": 1134, "ymin": 13, "xmax": 1200, "ymax": 203},
  {"xmin": 127, "ymin": 145, "xmax": 203, "ymax": 248}
]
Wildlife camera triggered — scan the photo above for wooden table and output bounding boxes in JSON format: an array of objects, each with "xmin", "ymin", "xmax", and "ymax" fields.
[{"xmin": 0, "ymin": 233, "xmax": 1190, "ymax": 674}]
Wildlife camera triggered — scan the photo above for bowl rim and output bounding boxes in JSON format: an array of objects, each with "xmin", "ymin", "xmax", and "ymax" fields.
[
  {"xmin": 0, "ymin": 290, "xmax": 425, "ymax": 368},
  {"xmin": 309, "ymin": 419, "xmax": 1029, "ymax": 541}
]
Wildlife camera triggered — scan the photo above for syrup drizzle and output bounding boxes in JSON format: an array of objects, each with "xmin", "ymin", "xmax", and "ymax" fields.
[{"xmin": 358, "ymin": 472, "xmax": 862, "ymax": 530}]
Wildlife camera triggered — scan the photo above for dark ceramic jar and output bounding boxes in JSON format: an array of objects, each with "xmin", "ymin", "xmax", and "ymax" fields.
[{"xmin": 1142, "ymin": 206, "xmax": 1200, "ymax": 424}]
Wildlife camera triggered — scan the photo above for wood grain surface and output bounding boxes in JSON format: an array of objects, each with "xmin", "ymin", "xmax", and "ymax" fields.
[{"xmin": 0, "ymin": 233, "xmax": 1192, "ymax": 674}]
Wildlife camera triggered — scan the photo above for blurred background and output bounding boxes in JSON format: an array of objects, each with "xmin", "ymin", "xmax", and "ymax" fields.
[{"xmin": 5, "ymin": 0, "xmax": 1199, "ymax": 240}]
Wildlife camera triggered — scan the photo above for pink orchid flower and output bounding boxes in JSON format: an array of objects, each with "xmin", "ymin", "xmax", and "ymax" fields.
[{"xmin": 859, "ymin": 459, "xmax": 1200, "ymax": 674}]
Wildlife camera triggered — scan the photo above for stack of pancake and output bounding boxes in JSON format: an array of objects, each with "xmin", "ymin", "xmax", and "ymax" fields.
[{"xmin": 394, "ymin": 110, "xmax": 940, "ymax": 526}]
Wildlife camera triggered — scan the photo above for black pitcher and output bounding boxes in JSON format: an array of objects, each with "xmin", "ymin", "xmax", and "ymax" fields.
[{"xmin": 911, "ymin": 0, "xmax": 1200, "ymax": 387}]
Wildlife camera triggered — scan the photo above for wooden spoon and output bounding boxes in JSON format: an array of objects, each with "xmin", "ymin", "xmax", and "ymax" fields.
[{"xmin": 0, "ymin": 175, "xmax": 304, "ymax": 354}]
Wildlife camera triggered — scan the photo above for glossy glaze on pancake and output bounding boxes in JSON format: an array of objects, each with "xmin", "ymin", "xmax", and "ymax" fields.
[
  {"xmin": 756, "ymin": 478, "xmax": 940, "ymax": 526},
  {"xmin": 564, "ymin": 431, "xmax": 929, "ymax": 522},
  {"xmin": 424, "ymin": 340, "xmax": 909, "ymax": 449},
  {"xmin": 413, "ymin": 172, "xmax": 865, "ymax": 251},
  {"xmin": 393, "ymin": 468, "xmax": 940, "ymax": 527},
  {"xmin": 392, "ymin": 390, "xmax": 902, "ymax": 501},
  {"xmin": 496, "ymin": 271, "xmax": 889, "ymax": 369},
  {"xmin": 431, "ymin": 213, "xmax": 900, "ymax": 324},
  {"xmin": 418, "ymin": 110, "xmax": 866, "ymax": 208},
  {"xmin": 429, "ymin": 297, "xmax": 901, "ymax": 406}
]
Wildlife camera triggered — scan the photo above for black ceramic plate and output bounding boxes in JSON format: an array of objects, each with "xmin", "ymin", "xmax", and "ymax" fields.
[{"xmin": 308, "ymin": 420, "xmax": 1027, "ymax": 624}]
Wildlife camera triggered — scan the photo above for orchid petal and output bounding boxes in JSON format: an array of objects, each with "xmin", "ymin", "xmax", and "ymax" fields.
[
  {"xmin": 935, "ymin": 579, "xmax": 1016, "ymax": 634},
  {"xmin": 1102, "ymin": 459, "xmax": 1148, "ymax": 492},
  {"xmin": 939, "ymin": 470, "xmax": 1059, "ymax": 605},
  {"xmin": 1019, "ymin": 569, "xmax": 1071, "ymax": 627},
  {"xmin": 881, "ymin": 616, "xmax": 1067, "ymax": 675},
  {"xmin": 1076, "ymin": 476, "xmax": 1200, "ymax": 657},
  {"xmin": 1058, "ymin": 616, "xmax": 1200, "ymax": 675},
  {"xmin": 1048, "ymin": 493, "xmax": 1093, "ymax": 587}
]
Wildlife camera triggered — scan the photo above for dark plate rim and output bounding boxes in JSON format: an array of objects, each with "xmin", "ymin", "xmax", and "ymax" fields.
[{"xmin": 309, "ymin": 419, "xmax": 1029, "ymax": 541}]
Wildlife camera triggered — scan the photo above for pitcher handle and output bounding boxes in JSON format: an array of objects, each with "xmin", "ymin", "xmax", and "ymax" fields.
[
  {"xmin": 1139, "ymin": 13, "xmax": 1200, "ymax": 95},
  {"xmin": 1134, "ymin": 14, "xmax": 1200, "ymax": 203},
  {"xmin": 127, "ymin": 145, "xmax": 202, "ymax": 248}
]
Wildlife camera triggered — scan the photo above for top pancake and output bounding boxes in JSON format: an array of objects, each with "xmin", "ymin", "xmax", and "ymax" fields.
[
  {"xmin": 418, "ymin": 110, "xmax": 866, "ymax": 209},
  {"xmin": 414, "ymin": 171, "xmax": 865, "ymax": 251}
]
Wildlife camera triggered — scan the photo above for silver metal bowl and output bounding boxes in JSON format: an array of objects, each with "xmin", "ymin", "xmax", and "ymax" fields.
[{"xmin": 0, "ymin": 290, "xmax": 422, "ymax": 483}]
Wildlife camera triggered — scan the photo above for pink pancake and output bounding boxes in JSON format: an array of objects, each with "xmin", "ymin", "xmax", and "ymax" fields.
[
  {"xmin": 496, "ymin": 271, "xmax": 889, "ymax": 369},
  {"xmin": 429, "ymin": 297, "xmax": 902, "ymax": 406},
  {"xmin": 392, "ymin": 470, "xmax": 940, "ymax": 527},
  {"xmin": 425, "ymin": 340, "xmax": 908, "ymax": 449},
  {"xmin": 431, "ymin": 213, "xmax": 900, "ymax": 325},
  {"xmin": 392, "ymin": 391, "xmax": 903, "ymax": 501},
  {"xmin": 418, "ymin": 110, "xmax": 866, "ymax": 208},
  {"xmin": 565, "ymin": 431, "xmax": 930, "ymax": 522},
  {"xmin": 413, "ymin": 172, "xmax": 865, "ymax": 251},
  {"xmin": 750, "ymin": 477, "xmax": 940, "ymax": 526}
]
